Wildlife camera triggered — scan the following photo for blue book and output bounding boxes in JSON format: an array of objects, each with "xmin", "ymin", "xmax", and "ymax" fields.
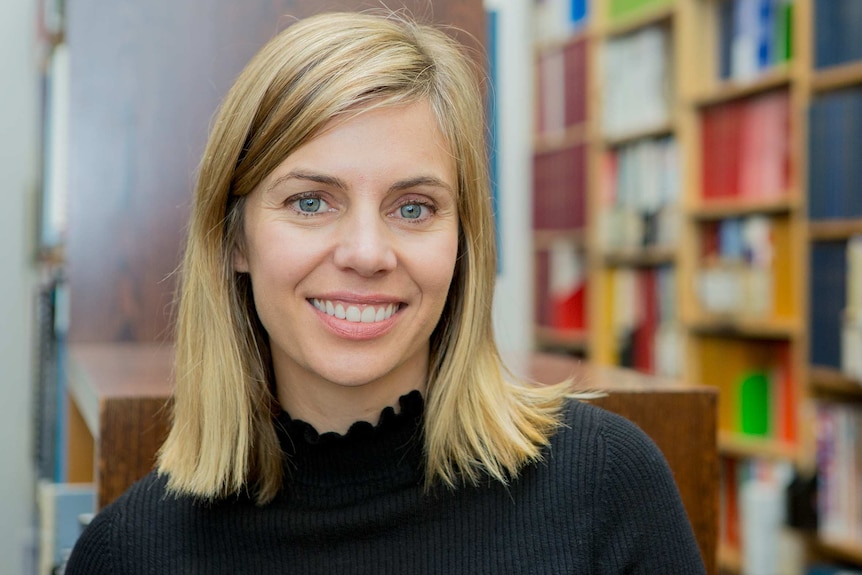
[
  {"xmin": 719, "ymin": 218, "xmax": 745, "ymax": 260},
  {"xmin": 809, "ymin": 241, "xmax": 847, "ymax": 368},
  {"xmin": 846, "ymin": 0, "xmax": 862, "ymax": 64},
  {"xmin": 840, "ymin": 90, "xmax": 859, "ymax": 218},
  {"xmin": 570, "ymin": 0, "xmax": 587, "ymax": 27},
  {"xmin": 825, "ymin": 92, "xmax": 845, "ymax": 219},
  {"xmin": 814, "ymin": 0, "xmax": 838, "ymax": 68},
  {"xmin": 756, "ymin": 0, "xmax": 773, "ymax": 69},
  {"xmin": 719, "ymin": 0, "xmax": 735, "ymax": 79},
  {"xmin": 807, "ymin": 99, "xmax": 826, "ymax": 220}
]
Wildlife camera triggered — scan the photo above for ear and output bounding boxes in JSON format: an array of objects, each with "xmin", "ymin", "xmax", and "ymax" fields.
[{"xmin": 233, "ymin": 246, "xmax": 249, "ymax": 273}]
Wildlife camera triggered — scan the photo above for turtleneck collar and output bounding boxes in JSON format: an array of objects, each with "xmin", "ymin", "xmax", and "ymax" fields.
[{"xmin": 273, "ymin": 390, "xmax": 426, "ymax": 504}]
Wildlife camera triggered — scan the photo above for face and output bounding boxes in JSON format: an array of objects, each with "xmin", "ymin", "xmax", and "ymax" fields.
[{"xmin": 235, "ymin": 101, "xmax": 459, "ymax": 417}]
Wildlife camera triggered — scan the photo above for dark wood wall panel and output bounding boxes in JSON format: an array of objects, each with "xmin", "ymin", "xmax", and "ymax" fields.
[{"xmin": 67, "ymin": 0, "xmax": 484, "ymax": 342}]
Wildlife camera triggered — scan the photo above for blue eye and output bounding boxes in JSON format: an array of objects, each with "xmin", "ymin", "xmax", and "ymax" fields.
[
  {"xmin": 290, "ymin": 195, "xmax": 330, "ymax": 215},
  {"xmin": 400, "ymin": 203, "xmax": 423, "ymax": 219},
  {"xmin": 299, "ymin": 198, "xmax": 322, "ymax": 212}
]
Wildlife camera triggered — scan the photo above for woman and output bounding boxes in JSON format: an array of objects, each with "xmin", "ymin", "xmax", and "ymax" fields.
[{"xmin": 67, "ymin": 11, "xmax": 705, "ymax": 574}]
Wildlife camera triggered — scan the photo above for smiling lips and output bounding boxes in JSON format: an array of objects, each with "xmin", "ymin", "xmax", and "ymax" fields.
[{"xmin": 310, "ymin": 299, "xmax": 401, "ymax": 323}]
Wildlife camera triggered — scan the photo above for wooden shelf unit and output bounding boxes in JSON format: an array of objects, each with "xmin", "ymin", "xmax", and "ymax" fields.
[
  {"xmin": 690, "ymin": 197, "xmax": 799, "ymax": 220},
  {"xmin": 601, "ymin": 1, "xmax": 675, "ymax": 37},
  {"xmin": 534, "ymin": 326, "xmax": 590, "ymax": 352},
  {"xmin": 808, "ymin": 218, "xmax": 862, "ymax": 241},
  {"xmin": 530, "ymin": 0, "xmax": 862, "ymax": 571},
  {"xmin": 601, "ymin": 120, "xmax": 675, "ymax": 147},
  {"xmin": 811, "ymin": 60, "xmax": 862, "ymax": 93},
  {"xmin": 65, "ymin": 342, "xmax": 173, "ymax": 509},
  {"xmin": 691, "ymin": 66, "xmax": 793, "ymax": 107},
  {"xmin": 601, "ymin": 245, "xmax": 677, "ymax": 266}
]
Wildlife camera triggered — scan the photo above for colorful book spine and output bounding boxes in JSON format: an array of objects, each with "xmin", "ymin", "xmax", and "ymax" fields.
[
  {"xmin": 697, "ymin": 216, "xmax": 775, "ymax": 317},
  {"xmin": 534, "ymin": 0, "xmax": 588, "ymax": 44},
  {"xmin": 601, "ymin": 25, "xmax": 671, "ymax": 138},
  {"xmin": 608, "ymin": 0, "xmax": 672, "ymax": 22},
  {"xmin": 808, "ymin": 87, "xmax": 862, "ymax": 221},
  {"xmin": 701, "ymin": 90, "xmax": 791, "ymax": 202},
  {"xmin": 718, "ymin": 0, "xmax": 794, "ymax": 80},
  {"xmin": 608, "ymin": 265, "xmax": 679, "ymax": 376},
  {"xmin": 599, "ymin": 136, "xmax": 679, "ymax": 250},
  {"xmin": 809, "ymin": 241, "xmax": 847, "ymax": 368},
  {"xmin": 535, "ymin": 241, "xmax": 588, "ymax": 331},
  {"xmin": 536, "ymin": 36, "xmax": 587, "ymax": 136},
  {"xmin": 814, "ymin": 0, "xmax": 862, "ymax": 69},
  {"xmin": 533, "ymin": 143, "xmax": 587, "ymax": 230},
  {"xmin": 816, "ymin": 401, "xmax": 862, "ymax": 544}
]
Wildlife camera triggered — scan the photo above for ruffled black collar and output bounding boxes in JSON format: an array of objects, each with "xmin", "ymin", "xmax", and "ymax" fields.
[{"xmin": 273, "ymin": 391, "xmax": 425, "ymax": 502}]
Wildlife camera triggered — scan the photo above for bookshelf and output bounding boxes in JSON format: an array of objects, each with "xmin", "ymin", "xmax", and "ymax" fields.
[
  {"xmin": 805, "ymin": 0, "xmax": 862, "ymax": 567},
  {"xmin": 530, "ymin": 0, "xmax": 862, "ymax": 571}
]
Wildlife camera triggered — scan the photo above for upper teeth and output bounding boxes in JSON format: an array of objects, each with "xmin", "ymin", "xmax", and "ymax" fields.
[{"xmin": 311, "ymin": 299, "xmax": 400, "ymax": 323}]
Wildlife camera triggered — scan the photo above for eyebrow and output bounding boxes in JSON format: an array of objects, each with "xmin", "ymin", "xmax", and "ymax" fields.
[{"xmin": 265, "ymin": 170, "xmax": 455, "ymax": 196}]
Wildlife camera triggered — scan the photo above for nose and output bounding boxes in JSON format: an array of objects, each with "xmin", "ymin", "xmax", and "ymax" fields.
[{"xmin": 332, "ymin": 206, "xmax": 397, "ymax": 277}]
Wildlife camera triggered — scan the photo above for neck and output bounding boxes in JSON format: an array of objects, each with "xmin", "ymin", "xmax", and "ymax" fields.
[{"xmin": 273, "ymin": 352, "xmax": 429, "ymax": 434}]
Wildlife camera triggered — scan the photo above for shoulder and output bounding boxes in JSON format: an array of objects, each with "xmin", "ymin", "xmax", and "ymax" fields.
[
  {"xmin": 549, "ymin": 398, "xmax": 688, "ymax": 518},
  {"xmin": 553, "ymin": 398, "xmax": 670, "ymax": 473},
  {"xmin": 64, "ymin": 472, "xmax": 175, "ymax": 575},
  {"xmin": 553, "ymin": 399, "xmax": 705, "ymax": 572}
]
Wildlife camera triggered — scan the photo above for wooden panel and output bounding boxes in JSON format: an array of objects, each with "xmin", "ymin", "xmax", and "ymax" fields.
[
  {"xmin": 66, "ymin": 395, "xmax": 94, "ymax": 484},
  {"xmin": 66, "ymin": 0, "xmax": 484, "ymax": 343},
  {"xmin": 97, "ymin": 396, "xmax": 172, "ymax": 509},
  {"xmin": 67, "ymin": 343, "xmax": 174, "ymax": 508}
]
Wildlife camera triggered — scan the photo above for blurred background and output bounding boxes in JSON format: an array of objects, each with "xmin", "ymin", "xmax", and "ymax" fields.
[{"xmin": 1, "ymin": 0, "xmax": 861, "ymax": 574}]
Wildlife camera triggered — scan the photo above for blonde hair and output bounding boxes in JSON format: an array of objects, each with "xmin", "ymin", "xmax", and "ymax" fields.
[{"xmin": 158, "ymin": 11, "xmax": 567, "ymax": 504}]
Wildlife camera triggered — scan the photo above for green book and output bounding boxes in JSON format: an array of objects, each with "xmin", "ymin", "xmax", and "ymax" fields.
[
  {"xmin": 608, "ymin": 0, "xmax": 673, "ymax": 22},
  {"xmin": 739, "ymin": 371, "xmax": 771, "ymax": 436}
]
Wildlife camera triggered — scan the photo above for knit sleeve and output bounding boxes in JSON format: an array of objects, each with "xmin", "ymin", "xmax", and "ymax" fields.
[
  {"xmin": 592, "ymin": 409, "xmax": 707, "ymax": 574},
  {"xmin": 64, "ymin": 505, "xmax": 119, "ymax": 575}
]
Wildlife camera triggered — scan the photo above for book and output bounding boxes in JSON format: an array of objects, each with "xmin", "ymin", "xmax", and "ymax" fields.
[
  {"xmin": 697, "ymin": 216, "xmax": 775, "ymax": 317},
  {"xmin": 533, "ymin": 143, "xmax": 587, "ymax": 230},
  {"xmin": 608, "ymin": 0, "xmax": 672, "ymax": 22},
  {"xmin": 809, "ymin": 241, "xmax": 847, "ymax": 368},
  {"xmin": 536, "ymin": 37, "xmax": 587, "ymax": 135},
  {"xmin": 535, "ymin": 241, "xmax": 588, "ymax": 332},
  {"xmin": 702, "ymin": 90, "xmax": 791, "ymax": 202},
  {"xmin": 534, "ymin": 0, "xmax": 588, "ymax": 44},
  {"xmin": 599, "ymin": 137, "xmax": 679, "ymax": 250},
  {"xmin": 601, "ymin": 25, "xmax": 671, "ymax": 138},
  {"xmin": 814, "ymin": 0, "xmax": 862, "ymax": 69},
  {"xmin": 718, "ymin": 0, "xmax": 794, "ymax": 80},
  {"xmin": 815, "ymin": 401, "xmax": 862, "ymax": 543}
]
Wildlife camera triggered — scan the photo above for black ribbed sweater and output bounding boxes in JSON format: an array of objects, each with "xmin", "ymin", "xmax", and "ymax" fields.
[{"xmin": 66, "ymin": 393, "xmax": 706, "ymax": 574}]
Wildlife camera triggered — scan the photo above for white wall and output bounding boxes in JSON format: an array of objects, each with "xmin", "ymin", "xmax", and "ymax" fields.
[
  {"xmin": 487, "ymin": 0, "xmax": 535, "ymax": 356},
  {"xmin": 0, "ymin": 0, "xmax": 38, "ymax": 573}
]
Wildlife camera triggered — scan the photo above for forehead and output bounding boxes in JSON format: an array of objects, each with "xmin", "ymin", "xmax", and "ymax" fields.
[{"xmin": 260, "ymin": 100, "xmax": 457, "ymax": 193}]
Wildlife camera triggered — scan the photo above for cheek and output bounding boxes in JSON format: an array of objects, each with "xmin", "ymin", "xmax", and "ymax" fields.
[{"xmin": 415, "ymin": 232, "xmax": 460, "ymax": 302}]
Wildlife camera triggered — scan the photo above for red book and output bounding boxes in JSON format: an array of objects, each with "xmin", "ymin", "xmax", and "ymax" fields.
[
  {"xmin": 632, "ymin": 269, "xmax": 657, "ymax": 373},
  {"xmin": 722, "ymin": 458, "xmax": 741, "ymax": 550},
  {"xmin": 533, "ymin": 144, "xmax": 587, "ymax": 230},
  {"xmin": 552, "ymin": 283, "xmax": 587, "ymax": 330},
  {"xmin": 728, "ymin": 101, "xmax": 743, "ymax": 199},
  {"xmin": 702, "ymin": 103, "xmax": 739, "ymax": 200},
  {"xmin": 535, "ymin": 250, "xmax": 552, "ymax": 327},
  {"xmin": 773, "ymin": 343, "xmax": 798, "ymax": 443},
  {"xmin": 549, "ymin": 241, "xmax": 587, "ymax": 330},
  {"xmin": 563, "ymin": 38, "xmax": 587, "ymax": 127}
]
